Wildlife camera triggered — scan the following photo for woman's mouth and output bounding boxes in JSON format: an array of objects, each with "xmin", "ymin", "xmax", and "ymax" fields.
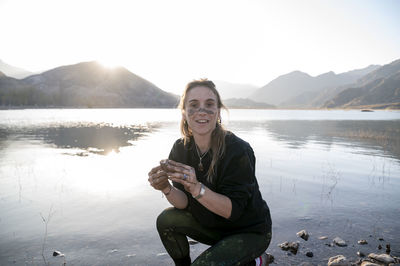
[{"xmin": 196, "ymin": 119, "xmax": 209, "ymax": 124}]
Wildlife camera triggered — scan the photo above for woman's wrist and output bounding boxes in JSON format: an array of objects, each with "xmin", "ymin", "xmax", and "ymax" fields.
[
  {"xmin": 192, "ymin": 182, "xmax": 205, "ymax": 199},
  {"xmin": 162, "ymin": 184, "xmax": 173, "ymax": 196}
]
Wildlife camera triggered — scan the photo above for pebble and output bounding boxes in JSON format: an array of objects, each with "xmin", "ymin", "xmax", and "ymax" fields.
[
  {"xmin": 327, "ymin": 255, "xmax": 350, "ymax": 266},
  {"xmin": 305, "ymin": 251, "xmax": 313, "ymax": 257},
  {"xmin": 278, "ymin": 241, "xmax": 299, "ymax": 255},
  {"xmin": 386, "ymin": 244, "xmax": 390, "ymax": 254},
  {"xmin": 357, "ymin": 251, "xmax": 365, "ymax": 257},
  {"xmin": 358, "ymin": 239, "xmax": 368, "ymax": 245},
  {"xmin": 296, "ymin": 230, "xmax": 309, "ymax": 241},
  {"xmin": 265, "ymin": 253, "xmax": 274, "ymax": 264},
  {"xmin": 367, "ymin": 253, "xmax": 395, "ymax": 264},
  {"xmin": 156, "ymin": 252, "xmax": 168, "ymax": 257},
  {"xmin": 53, "ymin": 250, "xmax": 65, "ymax": 257},
  {"xmin": 333, "ymin": 237, "xmax": 347, "ymax": 247},
  {"xmin": 360, "ymin": 262, "xmax": 381, "ymax": 266},
  {"xmin": 318, "ymin": 236, "xmax": 328, "ymax": 240},
  {"xmin": 378, "ymin": 244, "xmax": 382, "ymax": 250}
]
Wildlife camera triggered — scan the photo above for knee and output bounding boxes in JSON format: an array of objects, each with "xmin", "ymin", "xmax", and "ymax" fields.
[{"xmin": 156, "ymin": 207, "xmax": 177, "ymax": 232}]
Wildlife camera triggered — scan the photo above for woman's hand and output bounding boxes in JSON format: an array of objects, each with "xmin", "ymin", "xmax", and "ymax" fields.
[
  {"xmin": 161, "ymin": 159, "xmax": 201, "ymax": 197},
  {"xmin": 148, "ymin": 165, "xmax": 170, "ymax": 191}
]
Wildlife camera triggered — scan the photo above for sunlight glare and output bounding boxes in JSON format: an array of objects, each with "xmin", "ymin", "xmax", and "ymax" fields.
[{"xmin": 97, "ymin": 57, "xmax": 123, "ymax": 69}]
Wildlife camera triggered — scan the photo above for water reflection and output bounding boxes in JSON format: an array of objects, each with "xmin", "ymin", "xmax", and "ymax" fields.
[
  {"xmin": 246, "ymin": 120, "xmax": 400, "ymax": 160},
  {"xmin": 0, "ymin": 124, "xmax": 149, "ymax": 155}
]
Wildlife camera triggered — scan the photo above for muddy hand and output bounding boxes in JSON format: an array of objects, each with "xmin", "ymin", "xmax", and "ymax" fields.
[{"xmin": 148, "ymin": 165, "xmax": 170, "ymax": 191}]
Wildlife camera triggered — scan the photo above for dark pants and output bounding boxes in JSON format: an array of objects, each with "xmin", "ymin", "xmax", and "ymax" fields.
[{"xmin": 156, "ymin": 207, "xmax": 271, "ymax": 266}]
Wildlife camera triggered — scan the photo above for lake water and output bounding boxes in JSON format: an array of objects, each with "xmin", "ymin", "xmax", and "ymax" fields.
[{"xmin": 0, "ymin": 109, "xmax": 399, "ymax": 265}]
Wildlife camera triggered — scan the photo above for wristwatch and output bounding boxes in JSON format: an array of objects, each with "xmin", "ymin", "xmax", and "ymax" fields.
[{"xmin": 193, "ymin": 182, "xmax": 205, "ymax": 199}]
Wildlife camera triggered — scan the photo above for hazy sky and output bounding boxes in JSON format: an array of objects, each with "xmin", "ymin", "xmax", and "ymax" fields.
[{"xmin": 1, "ymin": 0, "xmax": 400, "ymax": 94}]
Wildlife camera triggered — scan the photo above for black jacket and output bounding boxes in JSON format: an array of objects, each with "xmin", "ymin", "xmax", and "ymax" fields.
[{"xmin": 168, "ymin": 132, "xmax": 272, "ymax": 236}]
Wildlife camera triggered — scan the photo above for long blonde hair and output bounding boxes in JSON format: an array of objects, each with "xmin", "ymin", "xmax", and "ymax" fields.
[{"xmin": 179, "ymin": 79, "xmax": 227, "ymax": 182}]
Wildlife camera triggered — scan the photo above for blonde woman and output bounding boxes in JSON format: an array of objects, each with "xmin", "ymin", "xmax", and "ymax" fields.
[{"xmin": 148, "ymin": 79, "xmax": 272, "ymax": 266}]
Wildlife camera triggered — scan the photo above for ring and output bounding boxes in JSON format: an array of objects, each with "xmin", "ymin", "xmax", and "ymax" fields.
[{"xmin": 183, "ymin": 174, "xmax": 188, "ymax": 181}]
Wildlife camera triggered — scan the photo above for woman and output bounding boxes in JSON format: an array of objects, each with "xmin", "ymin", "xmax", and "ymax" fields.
[{"xmin": 148, "ymin": 79, "xmax": 272, "ymax": 266}]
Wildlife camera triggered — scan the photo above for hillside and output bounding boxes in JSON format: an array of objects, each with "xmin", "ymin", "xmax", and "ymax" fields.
[
  {"xmin": 223, "ymin": 98, "xmax": 275, "ymax": 109},
  {"xmin": 251, "ymin": 65, "xmax": 380, "ymax": 107},
  {"xmin": 0, "ymin": 61, "xmax": 179, "ymax": 108},
  {"xmin": 213, "ymin": 80, "xmax": 258, "ymax": 99},
  {"xmin": 324, "ymin": 61, "xmax": 400, "ymax": 109},
  {"xmin": 0, "ymin": 60, "xmax": 34, "ymax": 79}
]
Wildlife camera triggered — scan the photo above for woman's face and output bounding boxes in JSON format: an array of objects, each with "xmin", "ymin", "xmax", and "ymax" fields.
[{"xmin": 183, "ymin": 86, "xmax": 220, "ymax": 139}]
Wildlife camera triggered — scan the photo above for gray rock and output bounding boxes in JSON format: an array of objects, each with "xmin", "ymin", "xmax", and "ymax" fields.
[
  {"xmin": 368, "ymin": 253, "xmax": 395, "ymax": 264},
  {"xmin": 360, "ymin": 261, "xmax": 381, "ymax": 266},
  {"xmin": 297, "ymin": 230, "xmax": 309, "ymax": 241},
  {"xmin": 278, "ymin": 241, "xmax": 299, "ymax": 254},
  {"xmin": 327, "ymin": 255, "xmax": 351, "ymax": 266},
  {"xmin": 358, "ymin": 239, "xmax": 368, "ymax": 245},
  {"xmin": 357, "ymin": 251, "xmax": 366, "ymax": 257},
  {"xmin": 333, "ymin": 237, "xmax": 347, "ymax": 247}
]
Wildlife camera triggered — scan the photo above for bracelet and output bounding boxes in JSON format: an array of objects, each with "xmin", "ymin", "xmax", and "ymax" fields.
[
  {"xmin": 193, "ymin": 183, "xmax": 205, "ymax": 200},
  {"xmin": 163, "ymin": 185, "xmax": 173, "ymax": 196}
]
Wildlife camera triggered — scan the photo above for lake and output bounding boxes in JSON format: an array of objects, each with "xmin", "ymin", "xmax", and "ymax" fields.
[{"xmin": 0, "ymin": 109, "xmax": 399, "ymax": 265}]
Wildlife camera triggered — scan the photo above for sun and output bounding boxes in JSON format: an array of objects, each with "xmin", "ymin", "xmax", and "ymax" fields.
[{"xmin": 97, "ymin": 56, "xmax": 123, "ymax": 69}]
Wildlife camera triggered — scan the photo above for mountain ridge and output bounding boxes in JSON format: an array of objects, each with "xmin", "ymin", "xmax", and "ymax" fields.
[{"xmin": 0, "ymin": 61, "xmax": 179, "ymax": 108}]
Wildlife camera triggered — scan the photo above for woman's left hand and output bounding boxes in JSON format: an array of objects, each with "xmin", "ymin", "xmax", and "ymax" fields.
[{"xmin": 162, "ymin": 159, "xmax": 201, "ymax": 197}]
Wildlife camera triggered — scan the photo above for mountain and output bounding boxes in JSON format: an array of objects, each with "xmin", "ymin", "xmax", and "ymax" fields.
[
  {"xmin": 214, "ymin": 80, "xmax": 258, "ymax": 99},
  {"xmin": 223, "ymin": 98, "xmax": 275, "ymax": 109},
  {"xmin": 250, "ymin": 65, "xmax": 380, "ymax": 107},
  {"xmin": 0, "ymin": 60, "xmax": 34, "ymax": 79},
  {"xmin": 0, "ymin": 61, "xmax": 179, "ymax": 107},
  {"xmin": 324, "ymin": 59, "xmax": 400, "ymax": 109}
]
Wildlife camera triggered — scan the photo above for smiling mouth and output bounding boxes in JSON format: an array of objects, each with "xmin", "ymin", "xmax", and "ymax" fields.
[{"xmin": 196, "ymin": 119, "xmax": 209, "ymax": 124}]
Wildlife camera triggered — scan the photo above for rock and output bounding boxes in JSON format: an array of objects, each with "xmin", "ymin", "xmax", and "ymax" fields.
[
  {"xmin": 358, "ymin": 240, "xmax": 368, "ymax": 245},
  {"xmin": 305, "ymin": 251, "xmax": 313, "ymax": 257},
  {"xmin": 385, "ymin": 244, "xmax": 390, "ymax": 254},
  {"xmin": 378, "ymin": 244, "xmax": 382, "ymax": 250},
  {"xmin": 278, "ymin": 241, "xmax": 299, "ymax": 254},
  {"xmin": 319, "ymin": 236, "xmax": 328, "ymax": 240},
  {"xmin": 368, "ymin": 253, "xmax": 395, "ymax": 264},
  {"xmin": 156, "ymin": 252, "xmax": 168, "ymax": 256},
  {"xmin": 327, "ymin": 255, "xmax": 351, "ymax": 266},
  {"xmin": 357, "ymin": 251, "xmax": 366, "ymax": 257},
  {"xmin": 52, "ymin": 250, "xmax": 65, "ymax": 257},
  {"xmin": 296, "ymin": 230, "xmax": 309, "ymax": 241},
  {"xmin": 333, "ymin": 237, "xmax": 347, "ymax": 247},
  {"xmin": 378, "ymin": 237, "xmax": 384, "ymax": 241},
  {"xmin": 360, "ymin": 262, "xmax": 381, "ymax": 266},
  {"xmin": 265, "ymin": 253, "xmax": 274, "ymax": 264}
]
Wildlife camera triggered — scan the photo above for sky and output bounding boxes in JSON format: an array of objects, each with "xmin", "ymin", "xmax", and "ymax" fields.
[{"xmin": 1, "ymin": 0, "xmax": 400, "ymax": 94}]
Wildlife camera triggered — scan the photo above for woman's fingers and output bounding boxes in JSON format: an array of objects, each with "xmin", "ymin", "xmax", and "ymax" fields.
[{"xmin": 148, "ymin": 165, "xmax": 162, "ymax": 176}]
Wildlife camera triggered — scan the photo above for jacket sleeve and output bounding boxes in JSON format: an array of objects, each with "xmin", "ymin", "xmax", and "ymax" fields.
[{"xmin": 217, "ymin": 145, "xmax": 256, "ymax": 222}]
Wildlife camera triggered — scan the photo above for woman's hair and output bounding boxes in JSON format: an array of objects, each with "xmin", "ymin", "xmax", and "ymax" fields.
[{"xmin": 178, "ymin": 78, "xmax": 227, "ymax": 182}]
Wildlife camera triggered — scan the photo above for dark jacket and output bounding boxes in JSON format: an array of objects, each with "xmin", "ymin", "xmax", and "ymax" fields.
[{"xmin": 168, "ymin": 132, "xmax": 272, "ymax": 236}]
